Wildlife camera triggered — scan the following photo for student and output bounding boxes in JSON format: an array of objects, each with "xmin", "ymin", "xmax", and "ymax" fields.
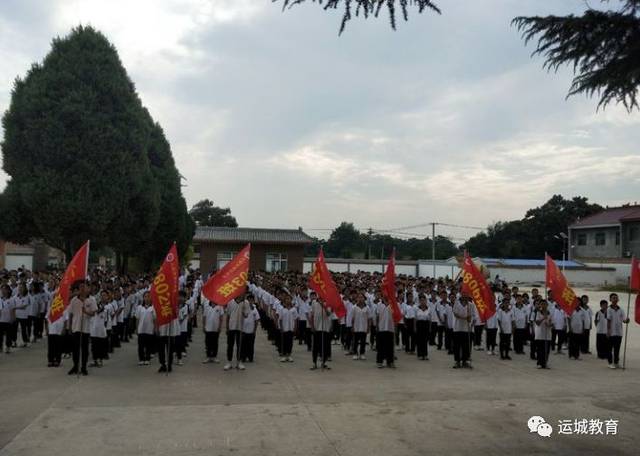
[
  {"xmin": 452, "ymin": 294, "xmax": 474, "ymax": 369},
  {"xmin": 296, "ymin": 290, "xmax": 311, "ymax": 350},
  {"xmin": 14, "ymin": 283, "xmax": 31, "ymax": 347},
  {"xmin": 135, "ymin": 292, "xmax": 155, "ymax": 366},
  {"xmin": 0, "ymin": 285, "xmax": 15, "ymax": 354},
  {"xmin": 176, "ymin": 293, "xmax": 190, "ymax": 366},
  {"xmin": 551, "ymin": 300, "xmax": 567, "ymax": 354},
  {"xmin": 47, "ymin": 306, "xmax": 66, "ymax": 367},
  {"xmin": 415, "ymin": 294, "xmax": 430, "ymax": 360},
  {"xmin": 350, "ymin": 292, "xmax": 370, "ymax": 360},
  {"xmin": 376, "ymin": 296, "xmax": 396, "ymax": 368},
  {"xmin": 224, "ymin": 296, "xmax": 250, "ymax": 371},
  {"xmin": 594, "ymin": 300, "xmax": 609, "ymax": 360},
  {"xmin": 496, "ymin": 300, "xmax": 514, "ymax": 360},
  {"xmin": 89, "ymin": 291, "xmax": 109, "ymax": 368},
  {"xmin": 534, "ymin": 300, "xmax": 553, "ymax": 369},
  {"xmin": 484, "ymin": 309, "xmax": 498, "ymax": 356},
  {"xmin": 435, "ymin": 291, "xmax": 446, "ymax": 350},
  {"xmin": 202, "ymin": 299, "xmax": 224, "ymax": 364},
  {"xmin": 241, "ymin": 295, "xmax": 260, "ymax": 363},
  {"xmin": 606, "ymin": 293, "xmax": 629, "ymax": 369},
  {"xmin": 512, "ymin": 295, "xmax": 527, "ymax": 354},
  {"xmin": 445, "ymin": 292, "xmax": 455, "ymax": 354},
  {"xmin": 402, "ymin": 293, "xmax": 416, "ymax": 354},
  {"xmin": 67, "ymin": 281, "xmax": 98, "ymax": 375},
  {"xmin": 568, "ymin": 299, "xmax": 585, "ymax": 360},
  {"xmin": 580, "ymin": 295, "xmax": 593, "ymax": 354},
  {"xmin": 157, "ymin": 312, "xmax": 180, "ymax": 374},
  {"xmin": 309, "ymin": 293, "xmax": 332, "ymax": 370},
  {"xmin": 277, "ymin": 294, "xmax": 298, "ymax": 363}
]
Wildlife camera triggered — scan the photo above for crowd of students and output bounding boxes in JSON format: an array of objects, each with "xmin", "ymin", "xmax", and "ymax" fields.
[{"xmin": 0, "ymin": 268, "xmax": 632, "ymax": 375}]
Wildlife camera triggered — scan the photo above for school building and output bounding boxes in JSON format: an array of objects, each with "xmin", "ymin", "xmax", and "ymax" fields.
[
  {"xmin": 0, "ymin": 240, "xmax": 64, "ymax": 271},
  {"xmin": 192, "ymin": 226, "xmax": 314, "ymax": 274}
]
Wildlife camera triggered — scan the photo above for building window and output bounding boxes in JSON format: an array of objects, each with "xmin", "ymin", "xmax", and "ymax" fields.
[
  {"xmin": 216, "ymin": 251, "xmax": 235, "ymax": 270},
  {"xmin": 266, "ymin": 253, "xmax": 288, "ymax": 272},
  {"xmin": 577, "ymin": 234, "xmax": 587, "ymax": 246},
  {"xmin": 595, "ymin": 232, "xmax": 606, "ymax": 246},
  {"xmin": 630, "ymin": 226, "xmax": 640, "ymax": 242},
  {"xmin": 615, "ymin": 231, "xmax": 620, "ymax": 246}
]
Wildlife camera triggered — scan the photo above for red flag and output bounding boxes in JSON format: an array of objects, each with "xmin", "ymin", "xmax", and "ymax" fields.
[
  {"xmin": 545, "ymin": 253, "xmax": 578, "ymax": 316},
  {"xmin": 150, "ymin": 243, "xmax": 180, "ymax": 326},
  {"xmin": 461, "ymin": 251, "xmax": 496, "ymax": 322},
  {"xmin": 381, "ymin": 250, "xmax": 402, "ymax": 323},
  {"xmin": 635, "ymin": 294, "xmax": 640, "ymax": 325},
  {"xmin": 308, "ymin": 249, "xmax": 346, "ymax": 318},
  {"xmin": 202, "ymin": 244, "xmax": 250, "ymax": 306},
  {"xmin": 630, "ymin": 256, "xmax": 640, "ymax": 291},
  {"xmin": 49, "ymin": 241, "xmax": 90, "ymax": 323}
]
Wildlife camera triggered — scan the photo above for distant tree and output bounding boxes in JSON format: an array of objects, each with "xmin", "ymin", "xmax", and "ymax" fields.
[
  {"xmin": 513, "ymin": 1, "xmax": 640, "ymax": 111},
  {"xmin": 325, "ymin": 222, "xmax": 363, "ymax": 258},
  {"xmin": 189, "ymin": 199, "xmax": 238, "ymax": 227},
  {"xmin": 273, "ymin": 0, "xmax": 440, "ymax": 34}
]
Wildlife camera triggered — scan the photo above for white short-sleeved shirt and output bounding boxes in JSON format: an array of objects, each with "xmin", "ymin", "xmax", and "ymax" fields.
[
  {"xmin": 179, "ymin": 305, "xmax": 189, "ymax": 333},
  {"xmin": 534, "ymin": 311, "xmax": 553, "ymax": 340},
  {"xmin": 403, "ymin": 304, "xmax": 416, "ymax": 320},
  {"xmin": 485, "ymin": 312, "xmax": 498, "ymax": 330},
  {"xmin": 552, "ymin": 307, "xmax": 567, "ymax": 330},
  {"xmin": 69, "ymin": 296, "xmax": 98, "ymax": 333},
  {"xmin": 497, "ymin": 308, "xmax": 514, "ymax": 334},
  {"xmin": 351, "ymin": 305, "xmax": 369, "ymax": 333},
  {"xmin": 376, "ymin": 303, "xmax": 395, "ymax": 332},
  {"xmin": 90, "ymin": 308, "xmax": 108, "ymax": 338},
  {"xmin": 278, "ymin": 307, "xmax": 298, "ymax": 332},
  {"xmin": 607, "ymin": 306, "xmax": 626, "ymax": 337},
  {"xmin": 582, "ymin": 307, "xmax": 593, "ymax": 330},
  {"xmin": 227, "ymin": 300, "xmax": 250, "ymax": 331},
  {"xmin": 14, "ymin": 295, "xmax": 30, "ymax": 320},
  {"xmin": 453, "ymin": 301, "xmax": 473, "ymax": 333},
  {"xmin": 415, "ymin": 307, "xmax": 430, "ymax": 322},
  {"xmin": 512, "ymin": 306, "xmax": 527, "ymax": 329},
  {"xmin": 569, "ymin": 308, "xmax": 585, "ymax": 333},
  {"xmin": 203, "ymin": 304, "xmax": 224, "ymax": 332},
  {"xmin": 595, "ymin": 309, "xmax": 608, "ymax": 334},
  {"xmin": 136, "ymin": 306, "xmax": 155, "ymax": 335},
  {"xmin": 0, "ymin": 297, "xmax": 16, "ymax": 323},
  {"xmin": 242, "ymin": 308, "xmax": 260, "ymax": 334},
  {"xmin": 311, "ymin": 301, "xmax": 332, "ymax": 332},
  {"xmin": 47, "ymin": 308, "xmax": 67, "ymax": 335}
]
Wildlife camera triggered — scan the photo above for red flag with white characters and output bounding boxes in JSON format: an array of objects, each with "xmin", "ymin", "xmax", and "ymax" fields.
[
  {"xmin": 461, "ymin": 251, "xmax": 496, "ymax": 322},
  {"xmin": 202, "ymin": 244, "xmax": 250, "ymax": 306},
  {"xmin": 545, "ymin": 253, "xmax": 578, "ymax": 316},
  {"xmin": 48, "ymin": 241, "xmax": 90, "ymax": 323},
  {"xmin": 308, "ymin": 249, "xmax": 346, "ymax": 318},
  {"xmin": 381, "ymin": 250, "xmax": 402, "ymax": 323},
  {"xmin": 150, "ymin": 243, "xmax": 180, "ymax": 326}
]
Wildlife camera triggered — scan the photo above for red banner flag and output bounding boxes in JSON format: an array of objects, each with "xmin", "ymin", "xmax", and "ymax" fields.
[
  {"xmin": 630, "ymin": 256, "xmax": 640, "ymax": 291},
  {"xmin": 202, "ymin": 244, "xmax": 250, "ymax": 306},
  {"xmin": 381, "ymin": 250, "xmax": 402, "ymax": 323},
  {"xmin": 308, "ymin": 249, "xmax": 346, "ymax": 319},
  {"xmin": 634, "ymin": 294, "xmax": 640, "ymax": 325},
  {"xmin": 49, "ymin": 241, "xmax": 90, "ymax": 323},
  {"xmin": 461, "ymin": 251, "xmax": 496, "ymax": 322},
  {"xmin": 545, "ymin": 253, "xmax": 578, "ymax": 316},
  {"xmin": 150, "ymin": 243, "xmax": 180, "ymax": 326}
]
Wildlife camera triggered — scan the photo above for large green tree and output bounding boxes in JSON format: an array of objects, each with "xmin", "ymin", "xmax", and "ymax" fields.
[
  {"xmin": 0, "ymin": 26, "xmax": 193, "ymax": 268},
  {"xmin": 189, "ymin": 199, "xmax": 238, "ymax": 227}
]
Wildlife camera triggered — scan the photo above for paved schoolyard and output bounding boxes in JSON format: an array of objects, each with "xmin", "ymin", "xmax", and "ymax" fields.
[{"xmin": 1, "ymin": 289, "xmax": 639, "ymax": 455}]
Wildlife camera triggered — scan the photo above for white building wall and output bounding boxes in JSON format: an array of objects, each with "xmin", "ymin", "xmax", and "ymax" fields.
[{"xmin": 488, "ymin": 266, "xmax": 616, "ymax": 287}]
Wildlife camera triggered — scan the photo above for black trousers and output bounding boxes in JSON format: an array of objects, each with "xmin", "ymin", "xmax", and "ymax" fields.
[
  {"xmin": 137, "ymin": 333, "xmax": 153, "ymax": 362},
  {"xmin": 72, "ymin": 332, "xmax": 90, "ymax": 370},
  {"xmin": 297, "ymin": 320, "xmax": 307, "ymax": 344},
  {"xmin": 369, "ymin": 326, "xmax": 377, "ymax": 349},
  {"xmin": 205, "ymin": 331, "xmax": 220, "ymax": 358},
  {"xmin": 395, "ymin": 323, "xmax": 404, "ymax": 347},
  {"xmin": 535, "ymin": 339, "xmax": 550, "ymax": 368},
  {"xmin": 580, "ymin": 329, "xmax": 591, "ymax": 353},
  {"xmin": 312, "ymin": 331, "xmax": 331, "ymax": 365},
  {"xmin": 0, "ymin": 322, "xmax": 11, "ymax": 350},
  {"xmin": 281, "ymin": 331, "xmax": 294, "ymax": 356},
  {"xmin": 240, "ymin": 332, "xmax": 256, "ymax": 362},
  {"xmin": 429, "ymin": 322, "xmax": 438, "ymax": 345},
  {"xmin": 473, "ymin": 325, "xmax": 484, "ymax": 347},
  {"xmin": 568, "ymin": 332, "xmax": 581, "ymax": 358},
  {"xmin": 436, "ymin": 325, "xmax": 445, "ymax": 349},
  {"xmin": 596, "ymin": 333, "xmax": 609, "ymax": 359},
  {"xmin": 552, "ymin": 329, "xmax": 566, "ymax": 351},
  {"xmin": 453, "ymin": 331, "xmax": 470, "ymax": 363},
  {"xmin": 31, "ymin": 315, "xmax": 43, "ymax": 340},
  {"xmin": 157, "ymin": 336, "xmax": 175, "ymax": 368},
  {"xmin": 499, "ymin": 332, "xmax": 512, "ymax": 358},
  {"xmin": 10, "ymin": 321, "xmax": 18, "ymax": 345},
  {"xmin": 513, "ymin": 328, "xmax": 526, "ymax": 354},
  {"xmin": 485, "ymin": 328, "xmax": 497, "ymax": 351},
  {"xmin": 174, "ymin": 333, "xmax": 187, "ymax": 359},
  {"xmin": 416, "ymin": 320, "xmax": 429, "ymax": 358},
  {"xmin": 376, "ymin": 331, "xmax": 394, "ymax": 366},
  {"xmin": 17, "ymin": 318, "xmax": 31, "ymax": 344},
  {"xmin": 608, "ymin": 335, "xmax": 622, "ymax": 365},
  {"xmin": 227, "ymin": 330, "xmax": 241, "ymax": 362},
  {"xmin": 47, "ymin": 334, "xmax": 62, "ymax": 364},
  {"xmin": 91, "ymin": 337, "xmax": 107, "ymax": 361},
  {"xmin": 404, "ymin": 319, "xmax": 415, "ymax": 352},
  {"xmin": 353, "ymin": 332, "xmax": 367, "ymax": 355}
]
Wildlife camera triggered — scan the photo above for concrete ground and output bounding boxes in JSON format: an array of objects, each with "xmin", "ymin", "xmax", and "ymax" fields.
[{"xmin": 1, "ymin": 289, "xmax": 639, "ymax": 456}]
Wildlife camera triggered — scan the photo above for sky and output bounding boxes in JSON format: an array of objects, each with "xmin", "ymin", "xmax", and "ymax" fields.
[{"xmin": 1, "ymin": 0, "xmax": 639, "ymax": 242}]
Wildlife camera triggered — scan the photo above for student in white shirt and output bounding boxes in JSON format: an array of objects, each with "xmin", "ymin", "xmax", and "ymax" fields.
[
  {"xmin": 176, "ymin": 292, "xmax": 190, "ymax": 366},
  {"xmin": 309, "ymin": 292, "xmax": 332, "ymax": 370},
  {"xmin": 135, "ymin": 292, "xmax": 155, "ymax": 366},
  {"xmin": 402, "ymin": 293, "xmax": 416, "ymax": 354},
  {"xmin": 484, "ymin": 310, "xmax": 498, "ymax": 356},
  {"xmin": 14, "ymin": 283, "xmax": 31, "ymax": 347},
  {"xmin": 224, "ymin": 296, "xmax": 251, "ymax": 371},
  {"xmin": 157, "ymin": 312, "xmax": 180, "ymax": 374},
  {"xmin": 568, "ymin": 299, "xmax": 585, "ymax": 360},
  {"xmin": 452, "ymin": 294, "xmax": 474, "ymax": 369},
  {"xmin": 415, "ymin": 294, "xmax": 431, "ymax": 360},
  {"xmin": 350, "ymin": 292, "xmax": 370, "ymax": 360},
  {"xmin": 594, "ymin": 300, "xmax": 609, "ymax": 360},
  {"xmin": 89, "ymin": 290, "xmax": 109, "ymax": 368},
  {"xmin": 534, "ymin": 299, "xmax": 553, "ymax": 369},
  {"xmin": 202, "ymin": 299, "xmax": 224, "ymax": 363},
  {"xmin": 496, "ymin": 301, "xmax": 514, "ymax": 360},
  {"xmin": 277, "ymin": 294, "xmax": 298, "ymax": 363},
  {"xmin": 606, "ymin": 293, "xmax": 630, "ymax": 369},
  {"xmin": 579, "ymin": 294, "xmax": 593, "ymax": 355},
  {"xmin": 47, "ymin": 305, "xmax": 67, "ymax": 367},
  {"xmin": 550, "ymin": 299, "xmax": 567, "ymax": 354},
  {"xmin": 376, "ymin": 297, "xmax": 396, "ymax": 368},
  {"xmin": 240, "ymin": 295, "xmax": 260, "ymax": 363},
  {"xmin": 68, "ymin": 281, "xmax": 98, "ymax": 375},
  {"xmin": 0, "ymin": 285, "xmax": 16, "ymax": 353}
]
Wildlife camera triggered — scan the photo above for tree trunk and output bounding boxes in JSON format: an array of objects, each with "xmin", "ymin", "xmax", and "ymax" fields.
[{"xmin": 115, "ymin": 251, "xmax": 122, "ymax": 274}]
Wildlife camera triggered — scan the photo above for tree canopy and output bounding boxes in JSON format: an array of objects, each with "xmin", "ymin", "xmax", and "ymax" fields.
[
  {"xmin": 0, "ymin": 26, "xmax": 193, "ymax": 271},
  {"xmin": 189, "ymin": 199, "xmax": 238, "ymax": 227}
]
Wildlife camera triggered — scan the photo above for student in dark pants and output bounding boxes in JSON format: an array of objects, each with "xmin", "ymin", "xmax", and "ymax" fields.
[
  {"xmin": 67, "ymin": 281, "xmax": 98, "ymax": 376},
  {"xmin": 376, "ymin": 300, "xmax": 396, "ymax": 368},
  {"xmin": 135, "ymin": 292, "xmax": 155, "ymax": 366},
  {"xmin": 568, "ymin": 305, "xmax": 584, "ymax": 360},
  {"xmin": 534, "ymin": 300, "xmax": 552, "ymax": 369},
  {"xmin": 606, "ymin": 294, "xmax": 629, "ymax": 369},
  {"xmin": 579, "ymin": 295, "xmax": 593, "ymax": 354},
  {"xmin": 415, "ymin": 295, "xmax": 430, "ymax": 360},
  {"xmin": 594, "ymin": 301, "xmax": 609, "ymax": 360},
  {"xmin": 310, "ymin": 293, "xmax": 332, "ymax": 370},
  {"xmin": 241, "ymin": 297, "xmax": 260, "ymax": 363},
  {"xmin": 452, "ymin": 295, "xmax": 473, "ymax": 369}
]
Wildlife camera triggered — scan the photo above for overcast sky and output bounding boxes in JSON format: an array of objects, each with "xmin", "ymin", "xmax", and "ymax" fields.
[{"xmin": 1, "ymin": 0, "xmax": 639, "ymax": 242}]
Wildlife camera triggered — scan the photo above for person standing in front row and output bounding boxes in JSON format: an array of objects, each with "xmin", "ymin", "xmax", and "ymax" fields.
[
  {"xmin": 534, "ymin": 300, "xmax": 552, "ymax": 369},
  {"xmin": 224, "ymin": 296, "xmax": 250, "ymax": 371},
  {"xmin": 350, "ymin": 292, "xmax": 370, "ymax": 360},
  {"xmin": 309, "ymin": 293, "xmax": 332, "ymax": 370},
  {"xmin": 594, "ymin": 300, "xmax": 609, "ymax": 360},
  {"xmin": 376, "ymin": 296, "xmax": 396, "ymax": 369},
  {"xmin": 496, "ymin": 300, "xmax": 514, "ymax": 360},
  {"xmin": 568, "ymin": 300, "xmax": 585, "ymax": 360},
  {"xmin": 67, "ymin": 281, "xmax": 98, "ymax": 376},
  {"xmin": 202, "ymin": 299, "xmax": 224, "ymax": 364},
  {"xmin": 277, "ymin": 294, "xmax": 298, "ymax": 363},
  {"xmin": 241, "ymin": 294, "xmax": 260, "ymax": 363},
  {"xmin": 606, "ymin": 293, "xmax": 629, "ymax": 369},
  {"xmin": 580, "ymin": 295, "xmax": 593, "ymax": 354},
  {"xmin": 415, "ymin": 294, "xmax": 431, "ymax": 360},
  {"xmin": 452, "ymin": 294, "xmax": 473, "ymax": 369},
  {"xmin": 135, "ymin": 292, "xmax": 155, "ymax": 366},
  {"xmin": 0, "ymin": 285, "xmax": 15, "ymax": 354}
]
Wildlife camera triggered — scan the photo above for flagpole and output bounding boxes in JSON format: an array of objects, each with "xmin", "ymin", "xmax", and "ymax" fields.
[
  {"xmin": 544, "ymin": 253, "xmax": 550, "ymax": 368},
  {"xmin": 622, "ymin": 276, "xmax": 631, "ymax": 370}
]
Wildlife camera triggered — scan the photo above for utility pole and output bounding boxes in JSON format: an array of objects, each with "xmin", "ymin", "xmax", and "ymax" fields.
[{"xmin": 431, "ymin": 222, "xmax": 436, "ymax": 278}]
